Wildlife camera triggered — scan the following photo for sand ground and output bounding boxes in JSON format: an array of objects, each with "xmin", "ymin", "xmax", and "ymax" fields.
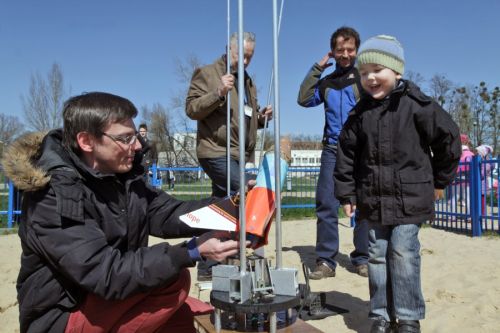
[{"xmin": 1, "ymin": 218, "xmax": 500, "ymax": 332}]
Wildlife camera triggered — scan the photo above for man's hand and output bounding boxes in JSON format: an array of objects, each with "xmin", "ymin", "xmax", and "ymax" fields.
[
  {"xmin": 342, "ymin": 203, "xmax": 356, "ymax": 217},
  {"xmin": 196, "ymin": 231, "xmax": 243, "ymax": 262},
  {"xmin": 217, "ymin": 74, "xmax": 235, "ymax": 97},
  {"xmin": 246, "ymin": 179, "xmax": 257, "ymax": 191},
  {"xmin": 260, "ymin": 105, "xmax": 273, "ymax": 121},
  {"xmin": 317, "ymin": 51, "xmax": 334, "ymax": 70},
  {"xmin": 434, "ymin": 189, "xmax": 444, "ymax": 200}
]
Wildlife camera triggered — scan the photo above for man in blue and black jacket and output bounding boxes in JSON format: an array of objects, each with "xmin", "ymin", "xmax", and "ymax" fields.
[{"xmin": 297, "ymin": 26, "xmax": 369, "ymax": 279}]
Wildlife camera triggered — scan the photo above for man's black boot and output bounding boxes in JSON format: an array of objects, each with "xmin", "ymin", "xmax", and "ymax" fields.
[{"xmin": 398, "ymin": 320, "xmax": 421, "ymax": 333}]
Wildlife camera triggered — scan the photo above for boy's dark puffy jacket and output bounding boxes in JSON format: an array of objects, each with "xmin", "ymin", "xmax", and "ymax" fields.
[{"xmin": 334, "ymin": 80, "xmax": 461, "ymax": 225}]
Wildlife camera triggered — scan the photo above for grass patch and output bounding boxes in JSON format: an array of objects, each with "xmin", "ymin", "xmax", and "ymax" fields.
[
  {"xmin": 166, "ymin": 192, "xmax": 350, "ymax": 221},
  {"xmin": 1, "ymin": 227, "xmax": 18, "ymax": 235},
  {"xmin": 481, "ymin": 230, "xmax": 500, "ymax": 238}
]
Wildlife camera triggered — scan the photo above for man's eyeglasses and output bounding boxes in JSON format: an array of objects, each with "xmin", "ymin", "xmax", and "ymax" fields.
[{"xmin": 101, "ymin": 132, "xmax": 138, "ymax": 145}]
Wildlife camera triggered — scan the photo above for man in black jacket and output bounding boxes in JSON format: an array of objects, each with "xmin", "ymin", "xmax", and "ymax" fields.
[
  {"xmin": 137, "ymin": 123, "xmax": 158, "ymax": 176},
  {"xmin": 3, "ymin": 92, "xmax": 241, "ymax": 333}
]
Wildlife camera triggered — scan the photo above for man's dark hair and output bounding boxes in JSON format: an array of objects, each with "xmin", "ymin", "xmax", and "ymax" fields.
[
  {"xmin": 62, "ymin": 92, "xmax": 138, "ymax": 154},
  {"xmin": 139, "ymin": 123, "xmax": 148, "ymax": 131},
  {"xmin": 330, "ymin": 26, "xmax": 360, "ymax": 51}
]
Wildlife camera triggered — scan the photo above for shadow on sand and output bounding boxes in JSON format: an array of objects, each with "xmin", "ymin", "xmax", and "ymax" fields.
[
  {"xmin": 282, "ymin": 245, "xmax": 371, "ymax": 332},
  {"xmin": 282, "ymin": 245, "xmax": 356, "ymax": 273}
]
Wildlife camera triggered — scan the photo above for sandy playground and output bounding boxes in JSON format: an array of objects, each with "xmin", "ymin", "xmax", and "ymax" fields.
[{"xmin": 1, "ymin": 218, "xmax": 500, "ymax": 332}]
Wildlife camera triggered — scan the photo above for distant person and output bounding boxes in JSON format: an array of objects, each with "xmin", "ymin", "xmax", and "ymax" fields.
[
  {"xmin": 335, "ymin": 35, "xmax": 461, "ymax": 333},
  {"xmin": 475, "ymin": 144, "xmax": 494, "ymax": 214},
  {"xmin": 137, "ymin": 123, "xmax": 158, "ymax": 177},
  {"xmin": 168, "ymin": 170, "xmax": 176, "ymax": 190},
  {"xmin": 449, "ymin": 140, "xmax": 474, "ymax": 215},
  {"xmin": 297, "ymin": 26, "xmax": 369, "ymax": 279},
  {"xmin": 186, "ymin": 31, "xmax": 272, "ymax": 281},
  {"xmin": 3, "ymin": 92, "xmax": 242, "ymax": 333}
]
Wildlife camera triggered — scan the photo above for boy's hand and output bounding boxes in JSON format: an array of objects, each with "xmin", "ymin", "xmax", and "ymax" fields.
[
  {"xmin": 342, "ymin": 203, "xmax": 356, "ymax": 217},
  {"xmin": 434, "ymin": 189, "xmax": 444, "ymax": 200}
]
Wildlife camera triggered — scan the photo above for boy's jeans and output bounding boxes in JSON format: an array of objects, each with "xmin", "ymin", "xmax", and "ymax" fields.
[{"xmin": 367, "ymin": 222, "xmax": 425, "ymax": 321}]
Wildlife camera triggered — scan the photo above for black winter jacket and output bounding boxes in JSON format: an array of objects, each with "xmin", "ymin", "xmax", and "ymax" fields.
[
  {"xmin": 334, "ymin": 80, "xmax": 461, "ymax": 225},
  {"xmin": 4, "ymin": 130, "xmax": 211, "ymax": 333}
]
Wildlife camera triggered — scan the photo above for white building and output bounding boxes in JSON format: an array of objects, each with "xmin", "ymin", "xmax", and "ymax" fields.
[{"xmin": 290, "ymin": 149, "xmax": 321, "ymax": 167}]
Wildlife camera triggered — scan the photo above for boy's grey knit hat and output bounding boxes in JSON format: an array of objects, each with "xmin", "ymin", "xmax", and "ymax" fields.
[{"xmin": 356, "ymin": 35, "xmax": 405, "ymax": 75}]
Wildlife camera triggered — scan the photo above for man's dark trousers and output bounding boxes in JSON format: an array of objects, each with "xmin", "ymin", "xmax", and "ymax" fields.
[{"xmin": 315, "ymin": 144, "xmax": 369, "ymax": 269}]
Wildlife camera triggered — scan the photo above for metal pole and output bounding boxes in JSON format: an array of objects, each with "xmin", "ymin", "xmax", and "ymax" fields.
[
  {"xmin": 258, "ymin": 0, "xmax": 285, "ymax": 167},
  {"xmin": 237, "ymin": 0, "xmax": 246, "ymax": 274},
  {"xmin": 7, "ymin": 180, "xmax": 14, "ymax": 228},
  {"xmin": 269, "ymin": 312, "xmax": 277, "ymax": 333},
  {"xmin": 214, "ymin": 308, "xmax": 222, "ymax": 333},
  {"xmin": 272, "ymin": 0, "xmax": 283, "ymax": 268},
  {"xmin": 226, "ymin": 0, "xmax": 232, "ymax": 196},
  {"xmin": 471, "ymin": 155, "xmax": 482, "ymax": 236}
]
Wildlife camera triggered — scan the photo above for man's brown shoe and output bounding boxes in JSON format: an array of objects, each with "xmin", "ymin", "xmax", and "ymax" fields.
[
  {"xmin": 355, "ymin": 264, "xmax": 369, "ymax": 277},
  {"xmin": 309, "ymin": 262, "xmax": 335, "ymax": 280}
]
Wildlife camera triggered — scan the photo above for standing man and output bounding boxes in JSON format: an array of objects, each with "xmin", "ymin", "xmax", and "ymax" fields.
[
  {"xmin": 297, "ymin": 26, "xmax": 369, "ymax": 279},
  {"xmin": 186, "ymin": 31, "xmax": 272, "ymax": 198},
  {"xmin": 3, "ymin": 92, "xmax": 241, "ymax": 333},
  {"xmin": 186, "ymin": 32, "xmax": 272, "ymax": 281},
  {"xmin": 137, "ymin": 123, "xmax": 158, "ymax": 177}
]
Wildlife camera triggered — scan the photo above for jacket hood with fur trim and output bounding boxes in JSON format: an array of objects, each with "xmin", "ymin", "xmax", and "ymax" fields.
[{"xmin": 2, "ymin": 131, "xmax": 50, "ymax": 191}]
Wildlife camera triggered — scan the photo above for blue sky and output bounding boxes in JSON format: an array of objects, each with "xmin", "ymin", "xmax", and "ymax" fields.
[{"xmin": 1, "ymin": 0, "xmax": 499, "ymax": 136}]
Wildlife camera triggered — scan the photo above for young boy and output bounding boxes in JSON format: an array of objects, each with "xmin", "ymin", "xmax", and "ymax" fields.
[{"xmin": 334, "ymin": 35, "xmax": 461, "ymax": 333}]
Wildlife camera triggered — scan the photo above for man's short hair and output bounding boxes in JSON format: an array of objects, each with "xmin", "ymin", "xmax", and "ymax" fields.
[
  {"xmin": 330, "ymin": 26, "xmax": 360, "ymax": 51},
  {"xmin": 139, "ymin": 123, "xmax": 148, "ymax": 131},
  {"xmin": 230, "ymin": 31, "xmax": 256, "ymax": 48},
  {"xmin": 62, "ymin": 92, "xmax": 138, "ymax": 154}
]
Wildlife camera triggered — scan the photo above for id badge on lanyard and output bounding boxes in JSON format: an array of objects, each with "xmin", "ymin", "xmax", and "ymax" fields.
[
  {"xmin": 244, "ymin": 105, "xmax": 253, "ymax": 118},
  {"xmin": 244, "ymin": 92, "xmax": 253, "ymax": 118}
]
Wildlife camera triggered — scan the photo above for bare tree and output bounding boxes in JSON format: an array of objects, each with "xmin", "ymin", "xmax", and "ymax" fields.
[
  {"xmin": 405, "ymin": 70, "xmax": 425, "ymax": 87},
  {"xmin": 449, "ymin": 86, "xmax": 473, "ymax": 138},
  {"xmin": 170, "ymin": 54, "xmax": 204, "ymax": 119},
  {"xmin": 428, "ymin": 74, "xmax": 453, "ymax": 106},
  {"xmin": 22, "ymin": 72, "xmax": 48, "ymax": 130},
  {"xmin": 478, "ymin": 84, "xmax": 499, "ymax": 152},
  {"xmin": 47, "ymin": 63, "xmax": 65, "ymax": 129},
  {"xmin": 21, "ymin": 63, "xmax": 67, "ymax": 131},
  {"xmin": 142, "ymin": 104, "xmax": 197, "ymax": 167},
  {"xmin": 0, "ymin": 113, "xmax": 24, "ymax": 145},
  {"xmin": 289, "ymin": 134, "xmax": 323, "ymax": 150}
]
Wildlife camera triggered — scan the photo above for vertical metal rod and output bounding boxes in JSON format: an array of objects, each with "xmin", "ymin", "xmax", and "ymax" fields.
[
  {"xmin": 237, "ymin": 0, "xmax": 247, "ymax": 274},
  {"xmin": 269, "ymin": 312, "xmax": 277, "ymax": 333},
  {"xmin": 272, "ymin": 0, "xmax": 283, "ymax": 269},
  {"xmin": 214, "ymin": 308, "xmax": 222, "ymax": 332},
  {"xmin": 226, "ymin": 0, "xmax": 231, "ymax": 196},
  {"xmin": 258, "ymin": 0, "xmax": 285, "ymax": 167},
  {"xmin": 7, "ymin": 180, "xmax": 14, "ymax": 228}
]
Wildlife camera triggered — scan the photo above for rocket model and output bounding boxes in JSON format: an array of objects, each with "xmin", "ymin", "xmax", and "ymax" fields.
[
  {"xmin": 180, "ymin": 138, "xmax": 291, "ymax": 249},
  {"xmin": 243, "ymin": 150, "xmax": 288, "ymax": 248}
]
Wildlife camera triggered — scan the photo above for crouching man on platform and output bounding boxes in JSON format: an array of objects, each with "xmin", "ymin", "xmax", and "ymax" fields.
[{"xmin": 3, "ymin": 92, "xmax": 242, "ymax": 333}]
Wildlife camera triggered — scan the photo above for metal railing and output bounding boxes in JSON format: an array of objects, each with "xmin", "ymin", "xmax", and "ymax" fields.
[{"xmin": 2, "ymin": 157, "xmax": 499, "ymax": 236}]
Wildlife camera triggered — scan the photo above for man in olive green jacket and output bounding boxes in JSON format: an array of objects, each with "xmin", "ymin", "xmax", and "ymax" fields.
[{"xmin": 186, "ymin": 32, "xmax": 272, "ymax": 198}]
